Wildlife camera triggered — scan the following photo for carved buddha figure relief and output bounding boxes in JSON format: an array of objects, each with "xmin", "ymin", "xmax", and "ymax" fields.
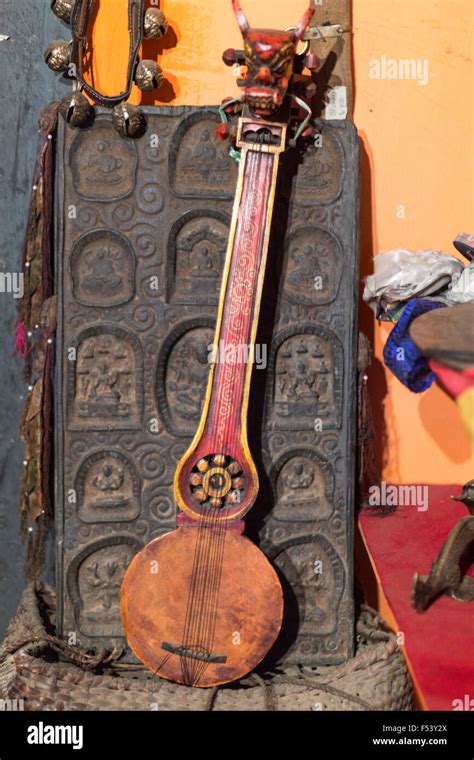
[
  {"xmin": 284, "ymin": 459, "xmax": 315, "ymax": 493},
  {"xmin": 274, "ymin": 335, "xmax": 334, "ymax": 419},
  {"xmin": 70, "ymin": 230, "xmax": 135, "ymax": 307},
  {"xmin": 73, "ymin": 333, "xmax": 139, "ymax": 425},
  {"xmin": 93, "ymin": 463, "xmax": 124, "ymax": 494},
  {"xmin": 170, "ymin": 112, "xmax": 238, "ymax": 198},
  {"xmin": 275, "ymin": 454, "xmax": 333, "ymax": 521},
  {"xmin": 294, "ymin": 130, "xmax": 344, "ymax": 205},
  {"xmin": 287, "ymin": 243, "xmax": 325, "ymax": 289},
  {"xmin": 165, "ymin": 327, "xmax": 213, "ymax": 424},
  {"xmin": 284, "ymin": 227, "xmax": 343, "ymax": 306},
  {"xmin": 181, "ymin": 127, "xmax": 229, "ymax": 177},
  {"xmin": 70, "ymin": 120, "xmax": 137, "ymax": 201},
  {"xmin": 171, "ymin": 218, "xmax": 227, "ymax": 303},
  {"xmin": 297, "ymin": 149, "xmax": 332, "ymax": 190},
  {"xmin": 83, "ymin": 247, "xmax": 122, "ymax": 291},
  {"xmin": 274, "ymin": 539, "xmax": 344, "ymax": 639},
  {"xmin": 76, "ymin": 450, "xmax": 141, "ymax": 523},
  {"xmin": 77, "ymin": 544, "xmax": 136, "ymax": 636},
  {"xmin": 85, "ymin": 139, "xmax": 124, "ymax": 186}
]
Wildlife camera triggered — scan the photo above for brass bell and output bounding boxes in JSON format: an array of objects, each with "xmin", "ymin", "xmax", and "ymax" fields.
[
  {"xmin": 44, "ymin": 39, "xmax": 71, "ymax": 73},
  {"xmin": 59, "ymin": 91, "xmax": 94, "ymax": 127},
  {"xmin": 135, "ymin": 59, "xmax": 164, "ymax": 92},
  {"xmin": 143, "ymin": 7, "xmax": 168, "ymax": 39},
  {"xmin": 112, "ymin": 102, "xmax": 146, "ymax": 138},
  {"xmin": 50, "ymin": 0, "xmax": 72, "ymax": 24}
]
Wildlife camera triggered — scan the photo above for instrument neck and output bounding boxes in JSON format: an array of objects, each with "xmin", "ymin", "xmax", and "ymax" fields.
[
  {"xmin": 174, "ymin": 118, "xmax": 287, "ymax": 521},
  {"xmin": 205, "ymin": 134, "xmax": 282, "ymax": 450}
]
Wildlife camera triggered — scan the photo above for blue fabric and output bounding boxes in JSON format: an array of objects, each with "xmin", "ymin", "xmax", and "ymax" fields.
[{"xmin": 383, "ymin": 298, "xmax": 446, "ymax": 392}]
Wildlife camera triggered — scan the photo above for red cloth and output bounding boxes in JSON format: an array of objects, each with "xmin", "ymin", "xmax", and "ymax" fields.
[
  {"xmin": 359, "ymin": 485, "xmax": 474, "ymax": 711},
  {"xmin": 429, "ymin": 360, "xmax": 474, "ymax": 399}
]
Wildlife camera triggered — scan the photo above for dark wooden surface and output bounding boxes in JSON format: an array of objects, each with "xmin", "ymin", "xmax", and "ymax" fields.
[
  {"xmin": 0, "ymin": 1, "xmax": 69, "ymax": 636},
  {"xmin": 0, "ymin": 3, "xmax": 359, "ymax": 658},
  {"xmin": 55, "ymin": 108, "xmax": 359, "ymax": 666}
]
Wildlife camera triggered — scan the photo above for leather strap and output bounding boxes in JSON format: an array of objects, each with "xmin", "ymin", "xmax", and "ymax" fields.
[{"xmin": 70, "ymin": 0, "xmax": 145, "ymax": 107}]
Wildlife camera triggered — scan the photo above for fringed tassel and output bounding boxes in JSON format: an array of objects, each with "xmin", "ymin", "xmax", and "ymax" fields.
[
  {"xmin": 17, "ymin": 102, "xmax": 59, "ymax": 580},
  {"xmin": 15, "ymin": 320, "xmax": 28, "ymax": 358},
  {"xmin": 20, "ymin": 310, "xmax": 56, "ymax": 582}
]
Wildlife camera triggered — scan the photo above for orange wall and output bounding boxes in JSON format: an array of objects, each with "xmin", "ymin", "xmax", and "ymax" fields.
[
  {"xmin": 352, "ymin": 0, "xmax": 473, "ymax": 484},
  {"xmin": 91, "ymin": 0, "xmax": 473, "ymax": 484}
]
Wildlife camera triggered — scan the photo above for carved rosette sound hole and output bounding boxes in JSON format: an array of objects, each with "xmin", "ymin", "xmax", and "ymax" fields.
[{"xmin": 189, "ymin": 454, "xmax": 246, "ymax": 509}]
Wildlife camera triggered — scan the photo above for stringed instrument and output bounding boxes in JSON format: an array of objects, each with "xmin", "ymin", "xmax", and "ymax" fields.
[{"xmin": 121, "ymin": 0, "xmax": 315, "ymax": 688}]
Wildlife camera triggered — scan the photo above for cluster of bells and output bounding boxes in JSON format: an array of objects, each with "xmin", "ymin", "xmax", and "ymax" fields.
[{"xmin": 45, "ymin": 0, "xmax": 168, "ymax": 136}]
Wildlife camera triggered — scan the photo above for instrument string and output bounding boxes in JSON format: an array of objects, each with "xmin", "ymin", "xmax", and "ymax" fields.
[
  {"xmin": 182, "ymin": 507, "xmax": 215, "ymax": 683},
  {"xmin": 181, "ymin": 507, "xmax": 215, "ymax": 682},
  {"xmin": 182, "ymin": 478, "xmax": 227, "ymax": 681},
  {"xmin": 203, "ymin": 515, "xmax": 226, "ymax": 686},
  {"xmin": 191, "ymin": 505, "xmax": 228, "ymax": 685},
  {"xmin": 192, "ymin": 507, "xmax": 227, "ymax": 685},
  {"xmin": 192, "ymin": 507, "xmax": 221, "ymax": 681}
]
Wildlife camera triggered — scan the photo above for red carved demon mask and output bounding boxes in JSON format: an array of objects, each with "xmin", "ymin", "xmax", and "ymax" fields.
[{"xmin": 232, "ymin": 0, "xmax": 313, "ymax": 118}]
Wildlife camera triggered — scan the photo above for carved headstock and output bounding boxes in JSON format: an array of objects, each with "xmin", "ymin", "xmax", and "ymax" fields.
[{"xmin": 225, "ymin": 0, "xmax": 314, "ymax": 119}]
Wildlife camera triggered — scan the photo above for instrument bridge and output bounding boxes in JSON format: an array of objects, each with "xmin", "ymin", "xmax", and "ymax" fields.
[{"xmin": 161, "ymin": 641, "xmax": 228, "ymax": 664}]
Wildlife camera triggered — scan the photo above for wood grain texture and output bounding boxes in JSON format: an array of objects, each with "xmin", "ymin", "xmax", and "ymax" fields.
[
  {"xmin": 121, "ymin": 526, "xmax": 283, "ymax": 687},
  {"xmin": 310, "ymin": 0, "xmax": 353, "ymax": 118}
]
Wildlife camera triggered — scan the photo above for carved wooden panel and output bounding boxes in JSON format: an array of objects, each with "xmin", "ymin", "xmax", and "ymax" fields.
[{"xmin": 55, "ymin": 106, "xmax": 359, "ymax": 666}]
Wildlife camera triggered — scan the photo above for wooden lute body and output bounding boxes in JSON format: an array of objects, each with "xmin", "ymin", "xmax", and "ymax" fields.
[{"xmin": 121, "ymin": 1, "xmax": 314, "ymax": 688}]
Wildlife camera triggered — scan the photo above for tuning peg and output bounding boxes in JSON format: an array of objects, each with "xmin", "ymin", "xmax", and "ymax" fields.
[
  {"xmin": 222, "ymin": 48, "xmax": 246, "ymax": 67},
  {"xmin": 301, "ymin": 125, "xmax": 316, "ymax": 139},
  {"xmin": 44, "ymin": 39, "xmax": 71, "ymax": 72},
  {"xmin": 134, "ymin": 59, "xmax": 164, "ymax": 91},
  {"xmin": 216, "ymin": 123, "xmax": 231, "ymax": 141},
  {"xmin": 144, "ymin": 7, "xmax": 168, "ymax": 39},
  {"xmin": 50, "ymin": 0, "xmax": 72, "ymax": 24}
]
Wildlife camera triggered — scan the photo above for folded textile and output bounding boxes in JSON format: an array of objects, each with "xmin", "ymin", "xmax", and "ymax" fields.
[
  {"xmin": 364, "ymin": 249, "xmax": 464, "ymax": 316},
  {"xmin": 383, "ymin": 298, "xmax": 446, "ymax": 392},
  {"xmin": 445, "ymin": 261, "xmax": 474, "ymax": 305}
]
